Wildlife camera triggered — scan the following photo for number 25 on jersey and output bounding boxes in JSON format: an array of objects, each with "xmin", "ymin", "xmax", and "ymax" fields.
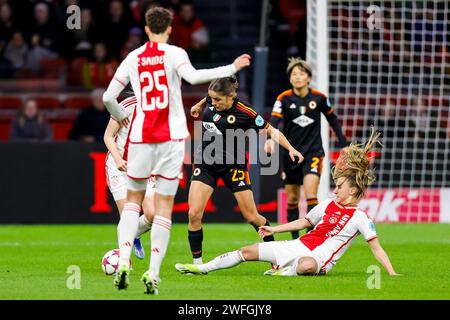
[{"xmin": 140, "ymin": 70, "xmax": 168, "ymax": 111}]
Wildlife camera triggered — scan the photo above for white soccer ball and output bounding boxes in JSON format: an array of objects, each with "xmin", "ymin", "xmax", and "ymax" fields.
[{"xmin": 101, "ymin": 249, "xmax": 120, "ymax": 275}]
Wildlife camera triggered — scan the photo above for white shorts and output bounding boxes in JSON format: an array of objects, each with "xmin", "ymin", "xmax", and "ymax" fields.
[
  {"xmin": 106, "ymin": 155, "xmax": 155, "ymax": 201},
  {"xmin": 258, "ymin": 239, "xmax": 323, "ymax": 274},
  {"xmin": 127, "ymin": 140, "xmax": 184, "ymax": 180}
]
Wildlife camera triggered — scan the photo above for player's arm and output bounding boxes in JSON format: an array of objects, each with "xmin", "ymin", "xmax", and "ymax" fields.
[
  {"xmin": 103, "ymin": 118, "xmax": 127, "ymax": 171},
  {"xmin": 176, "ymin": 49, "xmax": 250, "ymax": 84},
  {"xmin": 367, "ymin": 238, "xmax": 400, "ymax": 276},
  {"xmin": 190, "ymin": 97, "xmax": 207, "ymax": 118},
  {"xmin": 103, "ymin": 57, "xmax": 132, "ymax": 124},
  {"xmin": 321, "ymin": 99, "xmax": 348, "ymax": 147},
  {"xmin": 265, "ymin": 124, "xmax": 304, "ymax": 163},
  {"xmin": 258, "ymin": 218, "xmax": 312, "ymax": 238},
  {"xmin": 264, "ymin": 98, "xmax": 284, "ymax": 154}
]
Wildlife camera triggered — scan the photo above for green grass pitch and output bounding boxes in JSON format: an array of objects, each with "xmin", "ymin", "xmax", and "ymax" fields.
[{"xmin": 1, "ymin": 223, "xmax": 449, "ymax": 300}]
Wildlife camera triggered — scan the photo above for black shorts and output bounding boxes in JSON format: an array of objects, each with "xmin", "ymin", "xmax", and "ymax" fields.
[
  {"xmin": 191, "ymin": 164, "xmax": 252, "ymax": 193},
  {"xmin": 282, "ymin": 151, "xmax": 324, "ymax": 185}
]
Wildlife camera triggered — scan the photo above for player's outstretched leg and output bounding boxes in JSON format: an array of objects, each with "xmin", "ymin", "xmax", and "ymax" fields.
[
  {"xmin": 141, "ymin": 270, "xmax": 160, "ymax": 295},
  {"xmin": 133, "ymin": 238, "xmax": 145, "ymax": 259},
  {"xmin": 114, "ymin": 264, "xmax": 130, "ymax": 290}
]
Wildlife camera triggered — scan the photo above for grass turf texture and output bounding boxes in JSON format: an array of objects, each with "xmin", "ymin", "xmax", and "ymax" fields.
[{"xmin": 0, "ymin": 224, "xmax": 449, "ymax": 300}]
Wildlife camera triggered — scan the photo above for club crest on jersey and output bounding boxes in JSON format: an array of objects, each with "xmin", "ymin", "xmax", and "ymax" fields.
[
  {"xmin": 255, "ymin": 115, "xmax": 264, "ymax": 127},
  {"xmin": 193, "ymin": 168, "xmax": 201, "ymax": 176},
  {"xmin": 213, "ymin": 114, "xmax": 221, "ymax": 122},
  {"xmin": 309, "ymin": 101, "xmax": 317, "ymax": 109},
  {"xmin": 202, "ymin": 122, "xmax": 223, "ymax": 135},
  {"xmin": 329, "ymin": 217, "xmax": 337, "ymax": 224},
  {"xmin": 227, "ymin": 115, "xmax": 236, "ymax": 124},
  {"xmin": 292, "ymin": 115, "xmax": 314, "ymax": 127}
]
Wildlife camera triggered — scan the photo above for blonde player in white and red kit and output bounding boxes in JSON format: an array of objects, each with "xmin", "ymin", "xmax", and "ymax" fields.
[
  {"xmin": 103, "ymin": 6, "xmax": 251, "ymax": 293},
  {"xmin": 175, "ymin": 129, "xmax": 400, "ymax": 277},
  {"xmin": 103, "ymin": 95, "xmax": 155, "ymax": 260}
]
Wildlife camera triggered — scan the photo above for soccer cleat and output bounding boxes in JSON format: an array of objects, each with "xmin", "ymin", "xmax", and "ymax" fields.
[
  {"xmin": 141, "ymin": 271, "xmax": 160, "ymax": 295},
  {"xmin": 114, "ymin": 264, "xmax": 130, "ymax": 290},
  {"xmin": 175, "ymin": 263, "xmax": 207, "ymax": 275},
  {"xmin": 263, "ymin": 266, "xmax": 291, "ymax": 276},
  {"xmin": 133, "ymin": 238, "xmax": 145, "ymax": 260}
]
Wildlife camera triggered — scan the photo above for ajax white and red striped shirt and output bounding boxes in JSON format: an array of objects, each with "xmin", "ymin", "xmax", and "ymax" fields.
[
  {"xmin": 113, "ymin": 96, "xmax": 136, "ymax": 159},
  {"xmin": 104, "ymin": 41, "xmax": 237, "ymax": 144},
  {"xmin": 301, "ymin": 199, "xmax": 377, "ymax": 273}
]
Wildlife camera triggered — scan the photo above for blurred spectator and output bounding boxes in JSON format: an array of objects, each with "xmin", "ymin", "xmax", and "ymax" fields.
[
  {"xmin": 0, "ymin": 1, "xmax": 17, "ymax": 50},
  {"xmin": 81, "ymin": 42, "xmax": 118, "ymax": 88},
  {"xmin": 69, "ymin": 88, "xmax": 110, "ymax": 142},
  {"xmin": 26, "ymin": 34, "xmax": 58, "ymax": 74},
  {"xmin": 3, "ymin": 31, "xmax": 28, "ymax": 71},
  {"xmin": 120, "ymin": 26, "xmax": 144, "ymax": 60},
  {"xmin": 63, "ymin": 7, "xmax": 100, "ymax": 60},
  {"xmin": 10, "ymin": 98, "xmax": 52, "ymax": 142},
  {"xmin": 100, "ymin": 0, "xmax": 135, "ymax": 60},
  {"xmin": 29, "ymin": 2, "xmax": 62, "ymax": 55},
  {"xmin": 171, "ymin": 1, "xmax": 211, "ymax": 63}
]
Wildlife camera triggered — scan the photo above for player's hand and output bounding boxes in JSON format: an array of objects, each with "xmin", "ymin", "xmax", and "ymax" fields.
[
  {"xmin": 258, "ymin": 226, "xmax": 275, "ymax": 238},
  {"xmin": 191, "ymin": 104, "xmax": 202, "ymax": 118},
  {"xmin": 289, "ymin": 148, "xmax": 304, "ymax": 163},
  {"xmin": 233, "ymin": 54, "xmax": 251, "ymax": 71},
  {"xmin": 116, "ymin": 158, "xmax": 127, "ymax": 171},
  {"xmin": 264, "ymin": 139, "xmax": 275, "ymax": 154}
]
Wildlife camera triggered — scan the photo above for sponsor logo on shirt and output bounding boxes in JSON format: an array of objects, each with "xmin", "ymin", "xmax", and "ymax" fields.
[
  {"xmin": 202, "ymin": 122, "xmax": 223, "ymax": 135},
  {"xmin": 292, "ymin": 115, "xmax": 314, "ymax": 127},
  {"xmin": 325, "ymin": 214, "xmax": 350, "ymax": 237}
]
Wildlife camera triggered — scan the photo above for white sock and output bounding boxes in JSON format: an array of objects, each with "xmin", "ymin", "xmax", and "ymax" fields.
[
  {"xmin": 193, "ymin": 257, "xmax": 203, "ymax": 265},
  {"xmin": 149, "ymin": 215, "xmax": 172, "ymax": 277},
  {"xmin": 199, "ymin": 250, "xmax": 245, "ymax": 273},
  {"xmin": 118, "ymin": 202, "xmax": 140, "ymax": 267},
  {"xmin": 136, "ymin": 214, "xmax": 152, "ymax": 238}
]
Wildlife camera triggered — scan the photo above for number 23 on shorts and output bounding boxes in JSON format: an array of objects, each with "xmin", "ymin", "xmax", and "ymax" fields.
[{"xmin": 230, "ymin": 169, "xmax": 245, "ymax": 182}]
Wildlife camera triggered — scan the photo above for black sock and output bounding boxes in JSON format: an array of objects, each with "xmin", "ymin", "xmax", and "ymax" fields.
[
  {"xmin": 188, "ymin": 229, "xmax": 203, "ymax": 259},
  {"xmin": 306, "ymin": 198, "xmax": 319, "ymax": 233},
  {"xmin": 287, "ymin": 206, "xmax": 299, "ymax": 239},
  {"xmin": 250, "ymin": 220, "xmax": 275, "ymax": 242},
  {"xmin": 262, "ymin": 220, "xmax": 274, "ymax": 242}
]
